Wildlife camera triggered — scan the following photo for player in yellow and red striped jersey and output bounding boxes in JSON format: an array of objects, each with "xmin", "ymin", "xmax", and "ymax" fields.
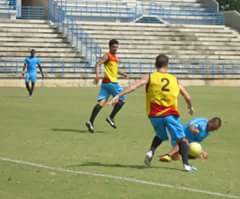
[
  {"xmin": 86, "ymin": 39, "xmax": 127, "ymax": 133},
  {"xmin": 110, "ymin": 54, "xmax": 197, "ymax": 172}
]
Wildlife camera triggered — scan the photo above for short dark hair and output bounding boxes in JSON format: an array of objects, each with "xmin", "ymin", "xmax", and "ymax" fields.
[
  {"xmin": 109, "ymin": 39, "xmax": 119, "ymax": 47},
  {"xmin": 211, "ymin": 117, "xmax": 222, "ymax": 127},
  {"xmin": 155, "ymin": 54, "xmax": 169, "ymax": 68}
]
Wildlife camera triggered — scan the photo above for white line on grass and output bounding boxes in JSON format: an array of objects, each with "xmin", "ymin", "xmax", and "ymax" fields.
[{"xmin": 0, "ymin": 156, "xmax": 239, "ymax": 199}]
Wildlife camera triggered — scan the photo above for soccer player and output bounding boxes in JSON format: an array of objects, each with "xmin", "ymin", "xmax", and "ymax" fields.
[
  {"xmin": 22, "ymin": 49, "xmax": 44, "ymax": 97},
  {"xmin": 160, "ymin": 117, "xmax": 222, "ymax": 161},
  {"xmin": 110, "ymin": 54, "xmax": 197, "ymax": 172},
  {"xmin": 86, "ymin": 39, "xmax": 128, "ymax": 133}
]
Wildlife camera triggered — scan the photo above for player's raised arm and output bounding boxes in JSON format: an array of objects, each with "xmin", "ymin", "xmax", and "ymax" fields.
[
  {"xmin": 179, "ymin": 83, "xmax": 194, "ymax": 115},
  {"xmin": 110, "ymin": 75, "xmax": 149, "ymax": 104},
  {"xmin": 95, "ymin": 54, "xmax": 108, "ymax": 84}
]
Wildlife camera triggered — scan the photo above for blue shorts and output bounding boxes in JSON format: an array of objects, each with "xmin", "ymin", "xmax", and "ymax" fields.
[
  {"xmin": 97, "ymin": 83, "xmax": 126, "ymax": 102},
  {"xmin": 25, "ymin": 73, "xmax": 37, "ymax": 83},
  {"xmin": 150, "ymin": 115, "xmax": 185, "ymax": 143}
]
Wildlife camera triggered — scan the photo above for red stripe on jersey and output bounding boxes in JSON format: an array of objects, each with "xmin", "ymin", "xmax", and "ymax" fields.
[
  {"xmin": 149, "ymin": 102, "xmax": 180, "ymax": 117},
  {"xmin": 102, "ymin": 77, "xmax": 112, "ymax": 83}
]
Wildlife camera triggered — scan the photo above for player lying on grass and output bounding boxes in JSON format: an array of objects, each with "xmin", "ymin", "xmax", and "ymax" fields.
[
  {"xmin": 109, "ymin": 54, "xmax": 197, "ymax": 172},
  {"xmin": 160, "ymin": 117, "xmax": 222, "ymax": 161}
]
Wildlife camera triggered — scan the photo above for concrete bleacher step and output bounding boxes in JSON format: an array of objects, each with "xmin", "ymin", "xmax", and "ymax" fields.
[
  {"xmin": 0, "ymin": 37, "xmax": 67, "ymax": 43},
  {"xmin": 0, "ymin": 57, "xmax": 85, "ymax": 62},
  {"xmin": 0, "ymin": 47, "xmax": 78, "ymax": 53},
  {"xmin": 0, "ymin": 52, "xmax": 83, "ymax": 57},
  {"xmin": 80, "ymin": 29, "xmax": 237, "ymax": 39},
  {"xmin": 0, "ymin": 42, "xmax": 71, "ymax": 48},
  {"xmin": 0, "ymin": 28, "xmax": 58, "ymax": 33},
  {"xmin": 94, "ymin": 39, "xmax": 240, "ymax": 47},
  {"xmin": 0, "ymin": 32, "xmax": 66, "ymax": 38}
]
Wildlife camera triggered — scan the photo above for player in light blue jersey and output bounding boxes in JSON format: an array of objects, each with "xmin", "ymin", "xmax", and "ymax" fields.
[
  {"xmin": 22, "ymin": 49, "xmax": 44, "ymax": 96},
  {"xmin": 160, "ymin": 117, "xmax": 222, "ymax": 161}
]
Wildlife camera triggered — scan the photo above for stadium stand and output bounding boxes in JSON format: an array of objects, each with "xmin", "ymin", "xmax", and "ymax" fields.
[
  {"xmin": 77, "ymin": 21, "xmax": 240, "ymax": 77},
  {"xmin": 0, "ymin": 0, "xmax": 239, "ymax": 80},
  {"xmin": 0, "ymin": 19, "xmax": 89, "ymax": 78}
]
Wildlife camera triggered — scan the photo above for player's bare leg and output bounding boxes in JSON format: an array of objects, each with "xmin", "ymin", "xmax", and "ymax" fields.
[
  {"xmin": 178, "ymin": 138, "xmax": 197, "ymax": 172},
  {"xmin": 106, "ymin": 100, "xmax": 125, "ymax": 129},
  {"xmin": 30, "ymin": 82, "xmax": 35, "ymax": 96},
  {"xmin": 25, "ymin": 82, "xmax": 31, "ymax": 96},
  {"xmin": 144, "ymin": 136, "xmax": 162, "ymax": 167}
]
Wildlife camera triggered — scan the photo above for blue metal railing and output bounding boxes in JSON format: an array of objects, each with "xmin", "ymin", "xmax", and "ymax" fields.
[
  {"xmin": 48, "ymin": 0, "xmax": 102, "ymax": 67},
  {"xmin": 21, "ymin": 6, "xmax": 45, "ymax": 19},
  {"xmin": 5, "ymin": 0, "xmax": 16, "ymax": 19},
  {"xmin": 0, "ymin": 58, "xmax": 239, "ymax": 78},
  {"xmin": 8, "ymin": 0, "xmax": 16, "ymax": 9}
]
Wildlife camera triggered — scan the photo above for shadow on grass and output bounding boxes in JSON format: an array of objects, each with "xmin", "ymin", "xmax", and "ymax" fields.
[
  {"xmin": 51, "ymin": 128, "xmax": 105, "ymax": 134},
  {"xmin": 66, "ymin": 161, "xmax": 183, "ymax": 172}
]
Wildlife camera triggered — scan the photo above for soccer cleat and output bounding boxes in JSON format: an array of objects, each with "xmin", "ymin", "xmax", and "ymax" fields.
[
  {"xmin": 183, "ymin": 164, "xmax": 198, "ymax": 172},
  {"xmin": 159, "ymin": 154, "xmax": 172, "ymax": 162},
  {"xmin": 106, "ymin": 117, "xmax": 117, "ymax": 129},
  {"xmin": 144, "ymin": 151, "xmax": 153, "ymax": 167},
  {"xmin": 85, "ymin": 121, "xmax": 95, "ymax": 133}
]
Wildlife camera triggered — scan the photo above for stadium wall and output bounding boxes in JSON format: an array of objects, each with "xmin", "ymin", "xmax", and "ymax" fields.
[
  {"xmin": 224, "ymin": 10, "xmax": 240, "ymax": 32},
  {"xmin": 0, "ymin": 79, "xmax": 240, "ymax": 87}
]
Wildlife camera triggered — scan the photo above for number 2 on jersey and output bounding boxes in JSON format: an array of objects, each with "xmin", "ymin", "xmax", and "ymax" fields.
[{"xmin": 161, "ymin": 78, "xmax": 170, "ymax": 92}]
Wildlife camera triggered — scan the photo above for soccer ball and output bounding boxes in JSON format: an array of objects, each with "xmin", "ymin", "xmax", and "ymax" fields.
[{"xmin": 189, "ymin": 142, "xmax": 202, "ymax": 158}]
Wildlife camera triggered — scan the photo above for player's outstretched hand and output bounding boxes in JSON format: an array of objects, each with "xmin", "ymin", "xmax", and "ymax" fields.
[
  {"xmin": 188, "ymin": 106, "xmax": 194, "ymax": 115},
  {"xmin": 200, "ymin": 151, "xmax": 208, "ymax": 160}
]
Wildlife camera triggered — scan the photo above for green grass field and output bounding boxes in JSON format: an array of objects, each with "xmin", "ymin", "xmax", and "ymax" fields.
[{"xmin": 0, "ymin": 86, "xmax": 239, "ymax": 199}]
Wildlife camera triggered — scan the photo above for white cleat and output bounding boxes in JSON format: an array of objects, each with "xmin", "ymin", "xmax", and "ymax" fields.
[
  {"xmin": 184, "ymin": 164, "xmax": 198, "ymax": 172},
  {"xmin": 85, "ymin": 121, "xmax": 95, "ymax": 133},
  {"xmin": 144, "ymin": 151, "xmax": 153, "ymax": 167},
  {"xmin": 106, "ymin": 117, "xmax": 117, "ymax": 129}
]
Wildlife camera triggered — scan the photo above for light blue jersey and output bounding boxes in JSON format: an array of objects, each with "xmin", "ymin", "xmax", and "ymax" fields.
[
  {"xmin": 24, "ymin": 56, "xmax": 40, "ymax": 74},
  {"xmin": 172, "ymin": 118, "xmax": 209, "ymax": 146},
  {"xmin": 24, "ymin": 56, "xmax": 40, "ymax": 83}
]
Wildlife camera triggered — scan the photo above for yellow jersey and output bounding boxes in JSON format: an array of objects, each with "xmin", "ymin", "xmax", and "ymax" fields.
[
  {"xmin": 102, "ymin": 52, "xmax": 119, "ymax": 83},
  {"xmin": 146, "ymin": 71, "xmax": 180, "ymax": 117}
]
